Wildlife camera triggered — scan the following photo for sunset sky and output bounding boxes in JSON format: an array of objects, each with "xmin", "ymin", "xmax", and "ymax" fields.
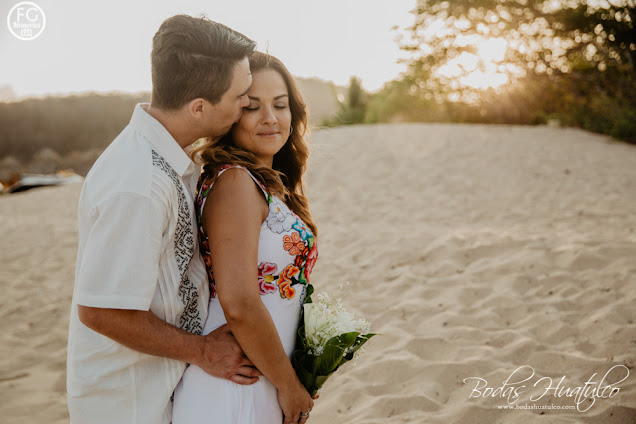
[{"xmin": 0, "ymin": 0, "xmax": 417, "ymax": 98}]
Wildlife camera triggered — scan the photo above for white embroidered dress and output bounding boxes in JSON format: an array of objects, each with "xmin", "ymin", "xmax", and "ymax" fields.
[{"xmin": 172, "ymin": 165, "xmax": 318, "ymax": 424}]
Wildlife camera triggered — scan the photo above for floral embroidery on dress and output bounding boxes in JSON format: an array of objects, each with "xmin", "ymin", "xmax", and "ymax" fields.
[
  {"xmin": 258, "ymin": 262, "xmax": 279, "ymax": 294},
  {"xmin": 195, "ymin": 164, "xmax": 317, "ymax": 302},
  {"xmin": 195, "ymin": 175, "xmax": 218, "ymax": 298},
  {"xmin": 278, "ymin": 264, "xmax": 300, "ymax": 299},
  {"xmin": 302, "ymin": 239, "xmax": 318, "ymax": 282},
  {"xmin": 283, "ymin": 232, "xmax": 305, "ymax": 256},
  {"xmin": 292, "ymin": 219, "xmax": 310, "ymax": 241},
  {"xmin": 267, "ymin": 197, "xmax": 296, "ymax": 234}
]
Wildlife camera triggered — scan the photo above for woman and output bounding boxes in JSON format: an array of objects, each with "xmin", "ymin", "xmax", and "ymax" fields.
[{"xmin": 173, "ymin": 52, "xmax": 319, "ymax": 424}]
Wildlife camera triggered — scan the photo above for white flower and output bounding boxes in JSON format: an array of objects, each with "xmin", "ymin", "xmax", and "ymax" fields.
[
  {"xmin": 303, "ymin": 292, "xmax": 371, "ymax": 357},
  {"xmin": 266, "ymin": 198, "xmax": 296, "ymax": 234}
]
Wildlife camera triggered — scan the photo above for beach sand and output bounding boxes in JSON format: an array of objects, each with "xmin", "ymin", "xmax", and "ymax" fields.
[{"xmin": 1, "ymin": 123, "xmax": 635, "ymax": 423}]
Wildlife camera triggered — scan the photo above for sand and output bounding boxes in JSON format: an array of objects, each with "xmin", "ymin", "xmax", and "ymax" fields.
[{"xmin": 1, "ymin": 123, "xmax": 635, "ymax": 423}]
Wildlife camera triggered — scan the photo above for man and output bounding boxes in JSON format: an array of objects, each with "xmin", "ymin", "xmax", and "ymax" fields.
[{"xmin": 67, "ymin": 15, "xmax": 259, "ymax": 423}]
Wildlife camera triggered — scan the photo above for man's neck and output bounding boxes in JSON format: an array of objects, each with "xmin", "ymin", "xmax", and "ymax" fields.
[{"xmin": 144, "ymin": 104, "xmax": 196, "ymax": 150}]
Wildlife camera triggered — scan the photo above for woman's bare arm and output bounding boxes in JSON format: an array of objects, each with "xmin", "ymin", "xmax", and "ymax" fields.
[{"xmin": 203, "ymin": 168, "xmax": 313, "ymax": 422}]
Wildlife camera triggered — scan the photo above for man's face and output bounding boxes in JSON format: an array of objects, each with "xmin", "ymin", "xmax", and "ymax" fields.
[{"xmin": 204, "ymin": 57, "xmax": 252, "ymax": 138}]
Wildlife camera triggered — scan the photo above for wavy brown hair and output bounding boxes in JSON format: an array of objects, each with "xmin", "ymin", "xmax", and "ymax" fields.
[{"xmin": 191, "ymin": 52, "xmax": 317, "ymax": 237}]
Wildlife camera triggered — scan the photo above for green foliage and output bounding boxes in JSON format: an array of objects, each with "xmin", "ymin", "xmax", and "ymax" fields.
[
  {"xmin": 365, "ymin": 76, "xmax": 432, "ymax": 123},
  {"xmin": 612, "ymin": 109, "xmax": 636, "ymax": 142},
  {"xmin": 323, "ymin": 77, "xmax": 368, "ymax": 126},
  {"xmin": 0, "ymin": 92, "xmax": 150, "ymax": 162},
  {"xmin": 292, "ymin": 330, "xmax": 376, "ymax": 398},
  {"xmin": 292, "ymin": 283, "xmax": 377, "ymax": 397},
  {"xmin": 379, "ymin": 0, "xmax": 636, "ymax": 142}
]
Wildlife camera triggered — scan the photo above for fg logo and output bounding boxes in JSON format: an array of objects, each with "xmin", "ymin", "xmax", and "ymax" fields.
[{"xmin": 7, "ymin": 2, "xmax": 46, "ymax": 41}]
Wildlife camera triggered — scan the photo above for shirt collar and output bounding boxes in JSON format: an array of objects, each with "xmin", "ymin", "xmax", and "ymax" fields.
[{"xmin": 129, "ymin": 103, "xmax": 194, "ymax": 177}]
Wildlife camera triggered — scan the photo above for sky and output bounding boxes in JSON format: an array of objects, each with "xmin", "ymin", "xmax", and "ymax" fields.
[{"xmin": 0, "ymin": 0, "xmax": 416, "ymax": 98}]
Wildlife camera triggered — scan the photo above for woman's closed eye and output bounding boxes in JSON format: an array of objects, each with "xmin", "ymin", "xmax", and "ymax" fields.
[{"xmin": 244, "ymin": 104, "xmax": 288, "ymax": 112}]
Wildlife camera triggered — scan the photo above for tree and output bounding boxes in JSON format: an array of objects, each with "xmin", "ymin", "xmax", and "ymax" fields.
[
  {"xmin": 324, "ymin": 77, "xmax": 368, "ymax": 126},
  {"xmin": 403, "ymin": 0, "xmax": 634, "ymax": 91},
  {"xmin": 392, "ymin": 0, "xmax": 636, "ymax": 141}
]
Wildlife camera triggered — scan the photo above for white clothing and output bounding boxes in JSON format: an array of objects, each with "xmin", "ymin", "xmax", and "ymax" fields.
[
  {"xmin": 172, "ymin": 165, "xmax": 318, "ymax": 424},
  {"xmin": 67, "ymin": 103, "xmax": 209, "ymax": 424}
]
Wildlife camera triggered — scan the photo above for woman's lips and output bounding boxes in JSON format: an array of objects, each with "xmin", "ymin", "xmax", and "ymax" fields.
[{"xmin": 257, "ymin": 131, "xmax": 280, "ymax": 136}]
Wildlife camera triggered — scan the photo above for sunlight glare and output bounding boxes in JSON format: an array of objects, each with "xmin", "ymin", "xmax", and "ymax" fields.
[{"xmin": 436, "ymin": 37, "xmax": 510, "ymax": 90}]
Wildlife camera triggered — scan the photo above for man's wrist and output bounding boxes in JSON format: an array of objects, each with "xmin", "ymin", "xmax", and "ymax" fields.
[{"xmin": 185, "ymin": 333, "xmax": 206, "ymax": 366}]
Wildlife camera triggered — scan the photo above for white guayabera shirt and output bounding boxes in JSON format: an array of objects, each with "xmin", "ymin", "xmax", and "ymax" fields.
[{"xmin": 67, "ymin": 103, "xmax": 209, "ymax": 424}]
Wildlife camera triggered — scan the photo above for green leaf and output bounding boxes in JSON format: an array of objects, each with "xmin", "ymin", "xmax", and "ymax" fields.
[
  {"xmin": 314, "ymin": 332, "xmax": 360, "ymax": 376},
  {"xmin": 304, "ymin": 284, "xmax": 314, "ymax": 304},
  {"xmin": 343, "ymin": 333, "xmax": 377, "ymax": 361},
  {"xmin": 292, "ymin": 350, "xmax": 337, "ymax": 398}
]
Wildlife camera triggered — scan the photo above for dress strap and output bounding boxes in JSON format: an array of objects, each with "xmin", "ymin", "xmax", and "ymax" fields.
[
  {"xmin": 195, "ymin": 165, "xmax": 270, "ymax": 228},
  {"xmin": 217, "ymin": 164, "xmax": 270, "ymax": 201}
]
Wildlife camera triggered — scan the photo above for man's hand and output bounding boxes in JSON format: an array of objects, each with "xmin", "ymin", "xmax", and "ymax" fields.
[
  {"xmin": 195, "ymin": 324, "xmax": 262, "ymax": 385},
  {"xmin": 77, "ymin": 307, "xmax": 261, "ymax": 385}
]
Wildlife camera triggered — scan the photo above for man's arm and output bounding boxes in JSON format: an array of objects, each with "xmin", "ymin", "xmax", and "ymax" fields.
[{"xmin": 78, "ymin": 306, "xmax": 261, "ymax": 384}]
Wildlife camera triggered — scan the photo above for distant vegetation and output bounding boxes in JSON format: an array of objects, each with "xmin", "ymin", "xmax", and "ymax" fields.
[
  {"xmin": 337, "ymin": 0, "xmax": 636, "ymax": 143},
  {"xmin": 0, "ymin": 92, "xmax": 150, "ymax": 163},
  {"xmin": 322, "ymin": 77, "xmax": 368, "ymax": 127},
  {"xmin": 0, "ymin": 78, "xmax": 340, "ymax": 178}
]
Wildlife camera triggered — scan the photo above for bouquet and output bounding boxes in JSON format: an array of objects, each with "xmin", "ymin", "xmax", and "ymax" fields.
[{"xmin": 292, "ymin": 283, "xmax": 376, "ymax": 397}]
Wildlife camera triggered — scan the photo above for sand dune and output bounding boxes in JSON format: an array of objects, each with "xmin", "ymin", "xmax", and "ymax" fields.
[{"xmin": 1, "ymin": 123, "xmax": 635, "ymax": 423}]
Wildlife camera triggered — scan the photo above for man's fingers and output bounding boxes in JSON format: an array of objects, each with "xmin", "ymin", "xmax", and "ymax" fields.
[
  {"xmin": 229, "ymin": 374, "xmax": 259, "ymax": 385},
  {"xmin": 214, "ymin": 323, "xmax": 231, "ymax": 334},
  {"xmin": 241, "ymin": 357, "xmax": 257, "ymax": 368},
  {"xmin": 237, "ymin": 365, "xmax": 262, "ymax": 377}
]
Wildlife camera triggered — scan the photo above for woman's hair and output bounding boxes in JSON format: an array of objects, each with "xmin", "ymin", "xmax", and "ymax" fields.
[
  {"xmin": 191, "ymin": 51, "xmax": 317, "ymax": 237},
  {"xmin": 151, "ymin": 15, "xmax": 256, "ymax": 110}
]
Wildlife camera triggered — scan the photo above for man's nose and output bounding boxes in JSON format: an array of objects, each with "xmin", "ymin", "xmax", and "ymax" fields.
[{"xmin": 240, "ymin": 95, "xmax": 250, "ymax": 108}]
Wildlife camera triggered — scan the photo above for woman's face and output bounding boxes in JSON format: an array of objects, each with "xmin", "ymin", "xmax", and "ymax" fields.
[{"xmin": 232, "ymin": 69, "xmax": 292, "ymax": 167}]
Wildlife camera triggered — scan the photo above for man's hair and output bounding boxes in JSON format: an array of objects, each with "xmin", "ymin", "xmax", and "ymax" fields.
[{"xmin": 151, "ymin": 15, "xmax": 256, "ymax": 110}]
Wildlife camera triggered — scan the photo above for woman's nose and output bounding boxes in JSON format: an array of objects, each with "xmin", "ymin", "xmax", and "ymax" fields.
[{"xmin": 260, "ymin": 106, "xmax": 276, "ymax": 125}]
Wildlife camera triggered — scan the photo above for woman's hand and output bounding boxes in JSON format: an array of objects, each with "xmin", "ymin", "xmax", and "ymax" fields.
[
  {"xmin": 278, "ymin": 380, "xmax": 314, "ymax": 424},
  {"xmin": 205, "ymin": 168, "xmax": 314, "ymax": 422}
]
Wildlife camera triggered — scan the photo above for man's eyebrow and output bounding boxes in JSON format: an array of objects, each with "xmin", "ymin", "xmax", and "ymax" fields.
[{"xmin": 247, "ymin": 94, "xmax": 289, "ymax": 101}]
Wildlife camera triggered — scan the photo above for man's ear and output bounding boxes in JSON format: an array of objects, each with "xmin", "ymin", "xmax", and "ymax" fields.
[{"xmin": 188, "ymin": 98, "xmax": 206, "ymax": 117}]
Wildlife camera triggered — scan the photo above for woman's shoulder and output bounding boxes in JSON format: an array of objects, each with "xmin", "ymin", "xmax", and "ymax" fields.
[
  {"xmin": 200, "ymin": 163, "xmax": 266, "ymax": 192},
  {"xmin": 197, "ymin": 164, "xmax": 270, "ymax": 219}
]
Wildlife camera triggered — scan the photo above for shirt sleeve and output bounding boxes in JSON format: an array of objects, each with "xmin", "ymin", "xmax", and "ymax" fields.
[{"xmin": 75, "ymin": 191, "xmax": 166, "ymax": 310}]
